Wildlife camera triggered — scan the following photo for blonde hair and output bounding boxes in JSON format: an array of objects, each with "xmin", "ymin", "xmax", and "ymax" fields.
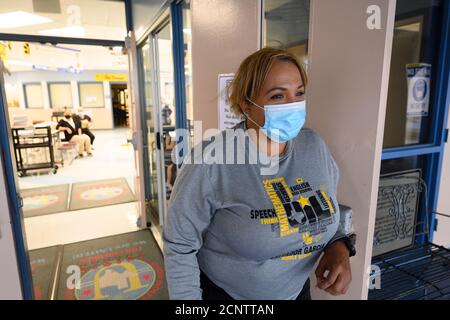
[{"xmin": 228, "ymin": 47, "xmax": 308, "ymax": 115}]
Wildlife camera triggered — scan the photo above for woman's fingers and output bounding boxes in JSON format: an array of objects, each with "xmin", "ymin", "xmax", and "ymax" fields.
[
  {"xmin": 314, "ymin": 256, "xmax": 328, "ymax": 287},
  {"xmin": 325, "ymin": 273, "xmax": 351, "ymax": 295},
  {"xmin": 318, "ymin": 266, "xmax": 340, "ymax": 290}
]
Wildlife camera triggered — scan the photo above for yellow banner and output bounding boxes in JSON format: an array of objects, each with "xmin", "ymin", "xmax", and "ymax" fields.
[
  {"xmin": 0, "ymin": 43, "xmax": 6, "ymax": 62},
  {"xmin": 95, "ymin": 74, "xmax": 128, "ymax": 82}
]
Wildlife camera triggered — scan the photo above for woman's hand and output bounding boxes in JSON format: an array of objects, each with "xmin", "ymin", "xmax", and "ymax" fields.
[{"xmin": 315, "ymin": 240, "xmax": 352, "ymax": 296}]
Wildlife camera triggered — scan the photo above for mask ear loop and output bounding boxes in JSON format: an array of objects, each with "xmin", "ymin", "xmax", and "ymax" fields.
[{"xmin": 243, "ymin": 98, "xmax": 264, "ymax": 128}]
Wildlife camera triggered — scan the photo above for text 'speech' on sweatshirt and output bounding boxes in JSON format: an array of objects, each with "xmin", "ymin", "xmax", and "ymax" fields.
[{"xmin": 163, "ymin": 122, "xmax": 345, "ymax": 300}]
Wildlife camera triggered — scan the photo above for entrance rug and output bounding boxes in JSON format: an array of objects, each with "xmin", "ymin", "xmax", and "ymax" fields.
[
  {"xmin": 69, "ymin": 178, "xmax": 135, "ymax": 211},
  {"xmin": 56, "ymin": 229, "xmax": 168, "ymax": 300},
  {"xmin": 21, "ymin": 184, "xmax": 70, "ymax": 218},
  {"xmin": 29, "ymin": 245, "xmax": 62, "ymax": 300}
]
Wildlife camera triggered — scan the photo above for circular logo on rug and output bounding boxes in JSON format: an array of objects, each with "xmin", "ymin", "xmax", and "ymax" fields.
[
  {"xmin": 80, "ymin": 186, "xmax": 124, "ymax": 201},
  {"xmin": 75, "ymin": 259, "xmax": 156, "ymax": 300},
  {"xmin": 24, "ymin": 194, "xmax": 59, "ymax": 211}
]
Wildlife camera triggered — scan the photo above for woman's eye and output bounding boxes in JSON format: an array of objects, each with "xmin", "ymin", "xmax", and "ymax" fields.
[
  {"xmin": 296, "ymin": 91, "xmax": 305, "ymax": 97},
  {"xmin": 270, "ymin": 94, "xmax": 284, "ymax": 100}
]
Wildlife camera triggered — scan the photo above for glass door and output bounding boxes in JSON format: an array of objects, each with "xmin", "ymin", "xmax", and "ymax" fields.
[
  {"xmin": 138, "ymin": 20, "xmax": 178, "ymax": 229},
  {"xmin": 155, "ymin": 23, "xmax": 176, "ymax": 210},
  {"xmin": 138, "ymin": 38, "xmax": 161, "ymax": 226},
  {"xmin": 138, "ymin": 2, "xmax": 191, "ymax": 231},
  {"xmin": 154, "ymin": 22, "xmax": 177, "ymax": 222}
]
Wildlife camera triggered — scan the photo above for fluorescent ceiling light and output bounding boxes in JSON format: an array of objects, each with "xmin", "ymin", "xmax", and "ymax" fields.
[
  {"xmin": 0, "ymin": 11, "xmax": 52, "ymax": 29},
  {"xmin": 39, "ymin": 26, "xmax": 85, "ymax": 37},
  {"xmin": 6, "ymin": 60, "xmax": 33, "ymax": 66}
]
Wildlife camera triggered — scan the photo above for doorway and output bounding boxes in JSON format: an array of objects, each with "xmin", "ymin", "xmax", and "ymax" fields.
[
  {"xmin": 111, "ymin": 83, "xmax": 129, "ymax": 128},
  {"xmin": 0, "ymin": 40, "xmax": 165, "ymax": 299}
]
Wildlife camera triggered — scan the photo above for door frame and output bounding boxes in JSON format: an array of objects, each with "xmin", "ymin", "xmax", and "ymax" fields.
[
  {"xmin": 0, "ymin": 3, "xmax": 135, "ymax": 298},
  {"xmin": 136, "ymin": 1, "xmax": 189, "ymax": 229},
  {"xmin": 0, "ymin": 58, "xmax": 34, "ymax": 300}
]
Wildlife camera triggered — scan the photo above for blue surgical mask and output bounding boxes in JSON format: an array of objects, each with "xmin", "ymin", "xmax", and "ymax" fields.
[{"xmin": 245, "ymin": 99, "xmax": 307, "ymax": 143}]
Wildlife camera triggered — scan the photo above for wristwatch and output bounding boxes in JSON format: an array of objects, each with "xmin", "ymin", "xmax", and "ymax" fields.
[{"xmin": 333, "ymin": 234, "xmax": 357, "ymax": 257}]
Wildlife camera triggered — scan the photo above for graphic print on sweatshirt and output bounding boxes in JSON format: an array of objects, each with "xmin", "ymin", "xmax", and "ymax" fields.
[{"xmin": 249, "ymin": 177, "xmax": 338, "ymax": 261}]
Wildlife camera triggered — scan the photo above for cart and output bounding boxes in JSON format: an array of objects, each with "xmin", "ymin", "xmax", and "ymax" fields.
[{"xmin": 12, "ymin": 126, "xmax": 59, "ymax": 177}]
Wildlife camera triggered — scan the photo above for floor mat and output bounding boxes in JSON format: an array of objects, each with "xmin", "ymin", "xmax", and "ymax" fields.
[
  {"xmin": 29, "ymin": 245, "xmax": 62, "ymax": 300},
  {"xmin": 56, "ymin": 229, "xmax": 168, "ymax": 300},
  {"xmin": 69, "ymin": 178, "xmax": 135, "ymax": 211},
  {"xmin": 21, "ymin": 184, "xmax": 70, "ymax": 218}
]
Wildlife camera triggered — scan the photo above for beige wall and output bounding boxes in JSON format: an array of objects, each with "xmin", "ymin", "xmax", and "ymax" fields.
[
  {"xmin": 306, "ymin": 0, "xmax": 396, "ymax": 299},
  {"xmin": 434, "ymin": 113, "xmax": 450, "ymax": 247},
  {"xmin": 191, "ymin": 0, "xmax": 260, "ymax": 131}
]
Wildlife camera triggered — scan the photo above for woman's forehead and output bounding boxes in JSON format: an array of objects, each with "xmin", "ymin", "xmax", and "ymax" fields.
[{"xmin": 263, "ymin": 62, "xmax": 304, "ymax": 89}]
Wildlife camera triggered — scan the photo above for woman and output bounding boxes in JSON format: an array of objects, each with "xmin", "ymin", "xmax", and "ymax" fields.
[
  {"xmin": 56, "ymin": 109, "xmax": 92, "ymax": 157},
  {"xmin": 163, "ymin": 48, "xmax": 353, "ymax": 300}
]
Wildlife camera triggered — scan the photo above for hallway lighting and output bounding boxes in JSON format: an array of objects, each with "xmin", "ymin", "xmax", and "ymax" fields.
[
  {"xmin": 0, "ymin": 11, "xmax": 52, "ymax": 29},
  {"xmin": 39, "ymin": 26, "xmax": 85, "ymax": 37}
]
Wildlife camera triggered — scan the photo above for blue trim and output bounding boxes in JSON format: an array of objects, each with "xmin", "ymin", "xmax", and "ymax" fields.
[
  {"xmin": 381, "ymin": 144, "xmax": 442, "ymax": 160},
  {"xmin": 23, "ymin": 82, "xmax": 44, "ymax": 109},
  {"xmin": 0, "ymin": 33, "xmax": 125, "ymax": 47},
  {"xmin": 125, "ymin": 0, "xmax": 133, "ymax": 33},
  {"xmin": 428, "ymin": 0, "xmax": 450, "ymax": 243},
  {"xmin": 170, "ymin": 1, "xmax": 188, "ymax": 162},
  {"xmin": 171, "ymin": 2, "xmax": 187, "ymax": 130},
  {"xmin": 0, "ymin": 71, "xmax": 34, "ymax": 299}
]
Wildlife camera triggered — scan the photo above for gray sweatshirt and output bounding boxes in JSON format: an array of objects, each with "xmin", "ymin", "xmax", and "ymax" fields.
[{"xmin": 163, "ymin": 122, "xmax": 345, "ymax": 300}]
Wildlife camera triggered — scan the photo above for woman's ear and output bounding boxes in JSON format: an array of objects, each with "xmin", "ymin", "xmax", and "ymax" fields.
[{"xmin": 239, "ymin": 100, "xmax": 251, "ymax": 116}]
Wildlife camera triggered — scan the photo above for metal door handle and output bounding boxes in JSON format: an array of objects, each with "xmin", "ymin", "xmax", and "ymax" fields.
[{"xmin": 156, "ymin": 132, "xmax": 161, "ymax": 150}]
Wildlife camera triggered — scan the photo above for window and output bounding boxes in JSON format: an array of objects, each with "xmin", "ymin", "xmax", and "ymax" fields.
[
  {"xmin": 24, "ymin": 83, "xmax": 43, "ymax": 109},
  {"xmin": 263, "ymin": 0, "xmax": 310, "ymax": 70},
  {"xmin": 374, "ymin": 0, "xmax": 446, "ymax": 256},
  {"xmin": 49, "ymin": 83, "xmax": 72, "ymax": 109},
  {"xmin": 5, "ymin": 82, "xmax": 21, "ymax": 108},
  {"xmin": 79, "ymin": 83, "xmax": 104, "ymax": 108},
  {"xmin": 383, "ymin": 0, "xmax": 444, "ymax": 148}
]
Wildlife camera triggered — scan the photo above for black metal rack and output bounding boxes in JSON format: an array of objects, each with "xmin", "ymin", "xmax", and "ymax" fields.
[
  {"xmin": 369, "ymin": 174, "xmax": 450, "ymax": 300},
  {"xmin": 369, "ymin": 243, "xmax": 450, "ymax": 300},
  {"xmin": 12, "ymin": 126, "xmax": 59, "ymax": 177}
]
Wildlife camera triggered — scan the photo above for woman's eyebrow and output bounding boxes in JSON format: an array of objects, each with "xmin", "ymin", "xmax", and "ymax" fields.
[{"xmin": 266, "ymin": 84, "xmax": 305, "ymax": 94}]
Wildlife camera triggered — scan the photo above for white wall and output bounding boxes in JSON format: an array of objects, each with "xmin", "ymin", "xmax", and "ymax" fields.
[
  {"xmin": 434, "ymin": 113, "xmax": 450, "ymax": 247},
  {"xmin": 5, "ymin": 70, "xmax": 124, "ymax": 129},
  {"xmin": 0, "ymin": 151, "xmax": 23, "ymax": 299},
  {"xmin": 306, "ymin": 0, "xmax": 396, "ymax": 300},
  {"xmin": 191, "ymin": 0, "xmax": 260, "ymax": 131}
]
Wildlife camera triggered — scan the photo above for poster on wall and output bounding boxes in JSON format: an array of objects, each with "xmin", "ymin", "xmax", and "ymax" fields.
[
  {"xmin": 218, "ymin": 73, "xmax": 244, "ymax": 130},
  {"xmin": 372, "ymin": 170, "xmax": 421, "ymax": 257},
  {"xmin": 406, "ymin": 63, "xmax": 431, "ymax": 117}
]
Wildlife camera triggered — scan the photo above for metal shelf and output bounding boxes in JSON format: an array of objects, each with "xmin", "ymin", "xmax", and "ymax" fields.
[
  {"xmin": 369, "ymin": 243, "xmax": 450, "ymax": 300},
  {"xmin": 370, "ymin": 173, "xmax": 450, "ymax": 300}
]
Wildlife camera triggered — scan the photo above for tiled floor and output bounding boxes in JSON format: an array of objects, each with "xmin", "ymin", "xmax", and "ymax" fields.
[{"xmin": 18, "ymin": 129, "xmax": 141, "ymax": 250}]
